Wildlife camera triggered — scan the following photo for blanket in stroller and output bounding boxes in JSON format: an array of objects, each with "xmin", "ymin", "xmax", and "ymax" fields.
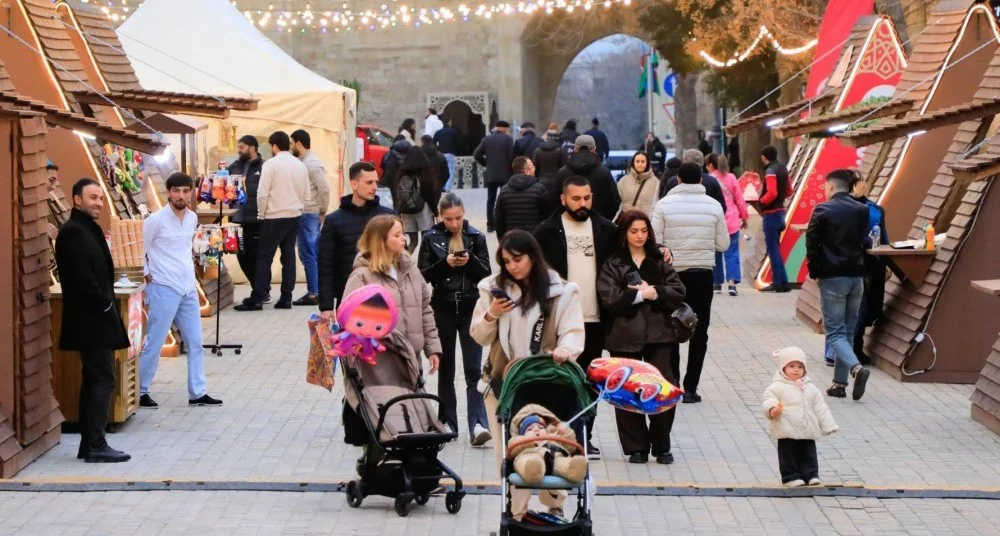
[{"xmin": 343, "ymin": 330, "xmax": 447, "ymax": 444}]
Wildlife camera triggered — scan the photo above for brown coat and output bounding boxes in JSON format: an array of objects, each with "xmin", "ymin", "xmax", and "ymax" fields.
[
  {"xmin": 598, "ymin": 251, "xmax": 686, "ymax": 353},
  {"xmin": 344, "ymin": 252, "xmax": 443, "ymax": 357}
]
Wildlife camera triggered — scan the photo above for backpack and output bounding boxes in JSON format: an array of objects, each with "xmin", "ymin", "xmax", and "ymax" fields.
[
  {"xmin": 395, "ymin": 173, "xmax": 425, "ymax": 214},
  {"xmin": 561, "ymin": 140, "xmax": 575, "ymax": 156}
]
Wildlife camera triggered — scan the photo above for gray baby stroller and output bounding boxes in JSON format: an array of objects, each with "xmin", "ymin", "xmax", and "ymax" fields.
[{"xmin": 341, "ymin": 330, "xmax": 465, "ymax": 516}]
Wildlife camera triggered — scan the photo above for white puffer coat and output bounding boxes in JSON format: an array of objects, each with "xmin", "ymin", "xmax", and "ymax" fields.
[
  {"xmin": 762, "ymin": 370, "xmax": 839, "ymax": 441},
  {"xmin": 650, "ymin": 183, "xmax": 730, "ymax": 270}
]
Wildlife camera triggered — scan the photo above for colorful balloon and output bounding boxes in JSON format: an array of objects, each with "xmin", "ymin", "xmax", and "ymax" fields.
[
  {"xmin": 332, "ymin": 285, "xmax": 399, "ymax": 366},
  {"xmin": 586, "ymin": 357, "xmax": 683, "ymax": 414}
]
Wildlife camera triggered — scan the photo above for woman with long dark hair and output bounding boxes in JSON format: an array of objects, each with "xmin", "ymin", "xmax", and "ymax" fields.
[
  {"xmin": 418, "ymin": 193, "xmax": 492, "ymax": 445},
  {"xmin": 399, "ymin": 118, "xmax": 417, "ymax": 145},
  {"xmin": 395, "ymin": 145, "xmax": 440, "ymax": 252},
  {"xmin": 598, "ymin": 210, "xmax": 686, "ymax": 464}
]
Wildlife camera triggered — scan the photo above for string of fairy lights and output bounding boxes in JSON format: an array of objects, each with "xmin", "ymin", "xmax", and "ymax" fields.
[{"xmin": 79, "ymin": 0, "xmax": 817, "ymax": 65}]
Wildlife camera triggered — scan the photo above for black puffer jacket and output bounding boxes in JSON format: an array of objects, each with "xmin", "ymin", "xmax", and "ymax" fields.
[
  {"xmin": 598, "ymin": 251, "xmax": 687, "ymax": 353},
  {"xmin": 380, "ymin": 139, "xmax": 410, "ymax": 193},
  {"xmin": 422, "ymin": 144, "xmax": 450, "ymax": 190},
  {"xmin": 555, "ymin": 151, "xmax": 621, "ymax": 221},
  {"xmin": 228, "ymin": 156, "xmax": 264, "ymax": 223},
  {"xmin": 514, "ymin": 131, "xmax": 543, "ymax": 160},
  {"xmin": 318, "ymin": 194, "xmax": 395, "ymax": 310},
  {"xmin": 805, "ymin": 192, "xmax": 869, "ymax": 280},
  {"xmin": 533, "ymin": 139, "xmax": 567, "ymax": 201},
  {"xmin": 494, "ymin": 174, "xmax": 552, "ymax": 237},
  {"xmin": 417, "ymin": 221, "xmax": 491, "ymax": 311}
]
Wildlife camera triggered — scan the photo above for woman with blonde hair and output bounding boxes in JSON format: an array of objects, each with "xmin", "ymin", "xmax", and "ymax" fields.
[{"xmin": 343, "ymin": 215, "xmax": 441, "ymax": 374}]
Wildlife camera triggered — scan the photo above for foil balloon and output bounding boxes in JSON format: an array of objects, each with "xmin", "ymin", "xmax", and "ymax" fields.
[
  {"xmin": 332, "ymin": 285, "xmax": 399, "ymax": 366},
  {"xmin": 587, "ymin": 357, "xmax": 683, "ymax": 414}
]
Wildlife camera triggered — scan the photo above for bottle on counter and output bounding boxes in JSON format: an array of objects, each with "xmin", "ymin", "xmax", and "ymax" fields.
[{"xmin": 925, "ymin": 222, "xmax": 935, "ymax": 251}]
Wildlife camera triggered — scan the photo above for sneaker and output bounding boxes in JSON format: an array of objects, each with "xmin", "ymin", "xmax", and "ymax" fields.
[
  {"xmin": 825, "ymin": 357, "xmax": 835, "ymax": 367},
  {"xmin": 851, "ymin": 367, "xmax": 870, "ymax": 401},
  {"xmin": 189, "ymin": 394, "xmax": 223, "ymax": 406},
  {"xmin": 713, "ymin": 283, "xmax": 722, "ymax": 293},
  {"xmin": 471, "ymin": 424, "xmax": 491, "ymax": 446},
  {"xmin": 586, "ymin": 444, "xmax": 601, "ymax": 460},
  {"xmin": 826, "ymin": 385, "xmax": 847, "ymax": 398},
  {"xmin": 139, "ymin": 394, "xmax": 158, "ymax": 409},
  {"xmin": 728, "ymin": 284, "xmax": 738, "ymax": 296},
  {"xmin": 627, "ymin": 453, "xmax": 648, "ymax": 464},
  {"xmin": 273, "ymin": 301, "xmax": 292, "ymax": 310},
  {"xmin": 654, "ymin": 453, "xmax": 674, "ymax": 465},
  {"xmin": 292, "ymin": 294, "xmax": 319, "ymax": 306},
  {"xmin": 234, "ymin": 301, "xmax": 262, "ymax": 312},
  {"xmin": 262, "ymin": 294, "xmax": 273, "ymax": 304},
  {"xmin": 760, "ymin": 284, "xmax": 791, "ymax": 293},
  {"xmin": 784, "ymin": 479, "xmax": 806, "ymax": 488},
  {"xmin": 807, "ymin": 478, "xmax": 822, "ymax": 486},
  {"xmin": 84, "ymin": 445, "xmax": 131, "ymax": 464},
  {"xmin": 682, "ymin": 392, "xmax": 702, "ymax": 404}
]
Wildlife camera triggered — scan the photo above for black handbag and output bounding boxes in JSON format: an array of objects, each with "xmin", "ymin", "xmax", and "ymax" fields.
[{"xmin": 671, "ymin": 303, "xmax": 698, "ymax": 343}]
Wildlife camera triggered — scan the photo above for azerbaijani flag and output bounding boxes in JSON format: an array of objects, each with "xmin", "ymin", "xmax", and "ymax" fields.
[{"xmin": 638, "ymin": 49, "xmax": 660, "ymax": 99}]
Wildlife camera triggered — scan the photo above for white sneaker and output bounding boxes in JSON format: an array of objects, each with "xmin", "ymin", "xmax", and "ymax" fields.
[
  {"xmin": 808, "ymin": 478, "xmax": 822, "ymax": 487},
  {"xmin": 472, "ymin": 424, "xmax": 491, "ymax": 446},
  {"xmin": 784, "ymin": 479, "xmax": 806, "ymax": 488}
]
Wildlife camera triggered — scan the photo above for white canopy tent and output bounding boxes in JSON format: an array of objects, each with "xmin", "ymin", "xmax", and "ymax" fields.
[{"xmin": 118, "ymin": 0, "xmax": 356, "ymax": 202}]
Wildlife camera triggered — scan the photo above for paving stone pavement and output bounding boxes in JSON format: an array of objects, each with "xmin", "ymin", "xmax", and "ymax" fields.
[{"xmin": 7, "ymin": 189, "xmax": 1000, "ymax": 534}]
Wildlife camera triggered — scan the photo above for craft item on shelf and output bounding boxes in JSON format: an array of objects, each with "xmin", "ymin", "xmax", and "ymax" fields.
[
  {"xmin": 193, "ymin": 226, "xmax": 209, "ymax": 256},
  {"xmin": 199, "ymin": 174, "xmax": 214, "ymax": 203},
  {"xmin": 99, "ymin": 144, "xmax": 116, "ymax": 186},
  {"xmin": 236, "ymin": 225, "xmax": 245, "ymax": 252},
  {"xmin": 223, "ymin": 227, "xmax": 239, "ymax": 253},
  {"xmin": 225, "ymin": 175, "xmax": 238, "ymax": 202},
  {"xmin": 211, "ymin": 173, "xmax": 226, "ymax": 201}
]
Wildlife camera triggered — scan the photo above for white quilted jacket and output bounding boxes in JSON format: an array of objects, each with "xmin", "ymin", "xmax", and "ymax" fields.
[
  {"xmin": 650, "ymin": 183, "xmax": 730, "ymax": 270},
  {"xmin": 762, "ymin": 373, "xmax": 839, "ymax": 441}
]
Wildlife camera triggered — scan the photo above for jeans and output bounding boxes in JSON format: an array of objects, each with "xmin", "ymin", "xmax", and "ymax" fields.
[
  {"xmin": 435, "ymin": 304, "xmax": 488, "ymax": 435},
  {"xmin": 777, "ymin": 439, "xmax": 818, "ymax": 483},
  {"xmin": 78, "ymin": 348, "xmax": 115, "ymax": 452},
  {"xmin": 443, "ymin": 153, "xmax": 456, "ymax": 191},
  {"xmin": 818, "ymin": 277, "xmax": 864, "ymax": 385},
  {"xmin": 297, "ymin": 213, "xmax": 321, "ymax": 296},
  {"xmin": 139, "ymin": 283, "xmax": 206, "ymax": 399},
  {"xmin": 763, "ymin": 211, "xmax": 789, "ymax": 286},
  {"xmin": 614, "ymin": 344, "xmax": 676, "ymax": 455},
  {"xmin": 236, "ymin": 221, "xmax": 260, "ymax": 289},
  {"xmin": 714, "ymin": 231, "xmax": 742, "ymax": 285},
  {"xmin": 671, "ymin": 269, "xmax": 714, "ymax": 393},
  {"xmin": 252, "ymin": 217, "xmax": 300, "ymax": 304},
  {"xmin": 486, "ymin": 183, "xmax": 500, "ymax": 228}
]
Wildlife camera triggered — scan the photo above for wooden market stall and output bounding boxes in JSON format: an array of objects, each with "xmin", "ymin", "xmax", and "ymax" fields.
[{"xmin": 970, "ymin": 278, "xmax": 1000, "ymax": 435}]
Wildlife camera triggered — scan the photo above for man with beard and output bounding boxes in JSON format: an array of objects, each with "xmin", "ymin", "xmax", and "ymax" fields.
[
  {"xmin": 228, "ymin": 135, "xmax": 267, "ymax": 301},
  {"xmin": 290, "ymin": 129, "xmax": 330, "ymax": 307},
  {"xmin": 55, "ymin": 179, "xmax": 131, "ymax": 462},
  {"xmin": 554, "ymin": 135, "xmax": 620, "ymax": 220},
  {"xmin": 534, "ymin": 176, "xmax": 618, "ymax": 459},
  {"xmin": 138, "ymin": 173, "xmax": 223, "ymax": 409}
]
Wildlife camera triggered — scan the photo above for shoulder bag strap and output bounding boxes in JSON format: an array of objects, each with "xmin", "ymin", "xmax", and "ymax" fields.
[{"xmin": 631, "ymin": 176, "xmax": 648, "ymax": 207}]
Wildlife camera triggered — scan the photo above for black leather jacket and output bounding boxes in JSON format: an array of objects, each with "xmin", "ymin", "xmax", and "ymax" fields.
[
  {"xmin": 806, "ymin": 192, "xmax": 869, "ymax": 279},
  {"xmin": 417, "ymin": 221, "xmax": 492, "ymax": 311}
]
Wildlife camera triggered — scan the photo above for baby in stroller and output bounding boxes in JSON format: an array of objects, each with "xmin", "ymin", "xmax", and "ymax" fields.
[
  {"xmin": 508, "ymin": 405, "xmax": 588, "ymax": 519},
  {"xmin": 341, "ymin": 329, "xmax": 465, "ymax": 517}
]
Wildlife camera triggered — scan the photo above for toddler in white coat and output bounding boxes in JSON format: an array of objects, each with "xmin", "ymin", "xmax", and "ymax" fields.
[{"xmin": 762, "ymin": 346, "xmax": 839, "ymax": 487}]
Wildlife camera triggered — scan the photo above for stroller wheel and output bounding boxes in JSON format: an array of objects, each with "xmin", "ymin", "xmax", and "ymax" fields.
[
  {"xmin": 345, "ymin": 480, "xmax": 363, "ymax": 508},
  {"xmin": 394, "ymin": 496, "xmax": 411, "ymax": 517},
  {"xmin": 414, "ymin": 493, "xmax": 430, "ymax": 505},
  {"xmin": 445, "ymin": 491, "xmax": 462, "ymax": 514}
]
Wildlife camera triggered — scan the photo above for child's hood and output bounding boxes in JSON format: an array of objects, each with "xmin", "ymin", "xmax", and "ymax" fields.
[
  {"xmin": 774, "ymin": 346, "xmax": 809, "ymax": 383},
  {"xmin": 511, "ymin": 404, "xmax": 562, "ymax": 436}
]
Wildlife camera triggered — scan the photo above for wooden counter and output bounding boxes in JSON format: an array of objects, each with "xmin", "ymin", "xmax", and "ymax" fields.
[
  {"xmin": 867, "ymin": 246, "xmax": 936, "ymax": 286},
  {"xmin": 49, "ymin": 282, "xmax": 145, "ymax": 430},
  {"xmin": 971, "ymin": 279, "xmax": 1000, "ymax": 296}
]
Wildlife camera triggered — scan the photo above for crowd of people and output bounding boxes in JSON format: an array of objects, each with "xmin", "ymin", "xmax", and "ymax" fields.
[{"xmin": 52, "ymin": 107, "xmax": 882, "ymax": 503}]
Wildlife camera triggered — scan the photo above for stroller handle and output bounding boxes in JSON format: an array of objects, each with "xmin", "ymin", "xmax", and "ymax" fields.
[
  {"xmin": 373, "ymin": 392, "xmax": 444, "ymax": 437},
  {"xmin": 505, "ymin": 434, "xmax": 585, "ymax": 460}
]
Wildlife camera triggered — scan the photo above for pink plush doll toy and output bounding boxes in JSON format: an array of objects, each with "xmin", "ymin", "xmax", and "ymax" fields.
[{"xmin": 332, "ymin": 285, "xmax": 399, "ymax": 366}]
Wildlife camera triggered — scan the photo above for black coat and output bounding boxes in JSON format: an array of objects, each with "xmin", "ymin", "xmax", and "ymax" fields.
[
  {"xmin": 559, "ymin": 128, "xmax": 580, "ymax": 146},
  {"xmin": 417, "ymin": 221, "xmax": 491, "ymax": 310},
  {"xmin": 660, "ymin": 173, "xmax": 727, "ymax": 210},
  {"xmin": 422, "ymin": 145, "xmax": 450, "ymax": 191},
  {"xmin": 228, "ymin": 156, "xmax": 264, "ymax": 223},
  {"xmin": 380, "ymin": 139, "xmax": 410, "ymax": 192},
  {"xmin": 533, "ymin": 208, "xmax": 618, "ymax": 281},
  {"xmin": 317, "ymin": 195, "xmax": 395, "ymax": 310},
  {"xmin": 473, "ymin": 130, "xmax": 515, "ymax": 185},
  {"xmin": 433, "ymin": 126, "xmax": 460, "ymax": 155},
  {"xmin": 55, "ymin": 209, "xmax": 129, "ymax": 350},
  {"xmin": 555, "ymin": 151, "xmax": 621, "ymax": 221},
  {"xmin": 584, "ymin": 128, "xmax": 610, "ymax": 161},
  {"xmin": 514, "ymin": 131, "xmax": 543, "ymax": 160},
  {"xmin": 806, "ymin": 192, "xmax": 869, "ymax": 280},
  {"xmin": 598, "ymin": 251, "xmax": 687, "ymax": 352},
  {"xmin": 533, "ymin": 139, "xmax": 567, "ymax": 179},
  {"xmin": 494, "ymin": 174, "xmax": 552, "ymax": 238}
]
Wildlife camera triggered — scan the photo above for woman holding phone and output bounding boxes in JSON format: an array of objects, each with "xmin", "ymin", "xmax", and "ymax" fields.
[
  {"xmin": 598, "ymin": 210, "xmax": 686, "ymax": 464},
  {"xmin": 417, "ymin": 193, "xmax": 492, "ymax": 446},
  {"xmin": 470, "ymin": 230, "xmax": 585, "ymax": 468}
]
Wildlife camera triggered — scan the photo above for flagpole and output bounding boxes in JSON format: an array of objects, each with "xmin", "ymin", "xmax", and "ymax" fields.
[{"xmin": 646, "ymin": 47, "xmax": 653, "ymax": 138}]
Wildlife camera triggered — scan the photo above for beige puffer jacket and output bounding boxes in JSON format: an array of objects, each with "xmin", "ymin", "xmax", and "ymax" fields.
[{"xmin": 343, "ymin": 252, "xmax": 442, "ymax": 358}]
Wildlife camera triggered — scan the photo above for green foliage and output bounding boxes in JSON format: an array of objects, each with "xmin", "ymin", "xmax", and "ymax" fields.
[
  {"xmin": 341, "ymin": 78, "xmax": 361, "ymax": 108},
  {"xmin": 638, "ymin": 3, "xmax": 700, "ymax": 75}
]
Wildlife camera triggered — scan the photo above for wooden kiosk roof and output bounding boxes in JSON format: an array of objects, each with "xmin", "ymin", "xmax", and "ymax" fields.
[
  {"xmin": 774, "ymin": 99, "xmax": 915, "ymax": 139},
  {"xmin": 73, "ymin": 89, "xmax": 259, "ymax": 118},
  {"xmin": 839, "ymin": 97, "xmax": 1000, "ymax": 147},
  {"xmin": 723, "ymin": 91, "xmax": 834, "ymax": 137}
]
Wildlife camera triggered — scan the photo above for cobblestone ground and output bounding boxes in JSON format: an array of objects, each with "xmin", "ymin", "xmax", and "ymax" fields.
[{"xmin": 6, "ymin": 189, "xmax": 1000, "ymax": 534}]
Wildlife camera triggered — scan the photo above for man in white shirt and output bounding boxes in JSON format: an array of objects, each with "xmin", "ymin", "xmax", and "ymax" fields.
[
  {"xmin": 424, "ymin": 107, "xmax": 444, "ymax": 138},
  {"xmin": 139, "ymin": 173, "xmax": 222, "ymax": 408},
  {"xmin": 235, "ymin": 131, "xmax": 310, "ymax": 311},
  {"xmin": 290, "ymin": 129, "xmax": 330, "ymax": 306}
]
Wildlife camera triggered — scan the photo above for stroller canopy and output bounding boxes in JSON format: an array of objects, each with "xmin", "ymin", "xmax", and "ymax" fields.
[{"xmin": 497, "ymin": 355, "xmax": 594, "ymax": 420}]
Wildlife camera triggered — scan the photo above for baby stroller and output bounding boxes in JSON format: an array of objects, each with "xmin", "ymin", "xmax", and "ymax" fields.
[
  {"xmin": 491, "ymin": 355, "xmax": 595, "ymax": 536},
  {"xmin": 341, "ymin": 330, "xmax": 465, "ymax": 517}
]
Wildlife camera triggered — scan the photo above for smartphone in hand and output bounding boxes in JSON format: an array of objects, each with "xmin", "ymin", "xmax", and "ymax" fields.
[
  {"xmin": 452, "ymin": 249, "xmax": 468, "ymax": 257},
  {"xmin": 490, "ymin": 288, "xmax": 512, "ymax": 302}
]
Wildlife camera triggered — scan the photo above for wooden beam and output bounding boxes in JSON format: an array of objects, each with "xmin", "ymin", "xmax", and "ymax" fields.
[
  {"xmin": 73, "ymin": 92, "xmax": 230, "ymax": 119},
  {"xmin": 839, "ymin": 99, "xmax": 1000, "ymax": 148},
  {"xmin": 773, "ymin": 100, "xmax": 914, "ymax": 139},
  {"xmin": 724, "ymin": 92, "xmax": 835, "ymax": 137}
]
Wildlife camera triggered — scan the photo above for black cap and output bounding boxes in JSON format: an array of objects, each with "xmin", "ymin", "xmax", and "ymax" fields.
[
  {"xmin": 495, "ymin": 120, "xmax": 511, "ymax": 128},
  {"xmin": 238, "ymin": 135, "xmax": 259, "ymax": 150}
]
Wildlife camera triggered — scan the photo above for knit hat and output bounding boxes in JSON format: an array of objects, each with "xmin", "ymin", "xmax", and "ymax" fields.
[
  {"xmin": 574, "ymin": 134, "xmax": 596, "ymax": 151},
  {"xmin": 518, "ymin": 414, "xmax": 545, "ymax": 435}
]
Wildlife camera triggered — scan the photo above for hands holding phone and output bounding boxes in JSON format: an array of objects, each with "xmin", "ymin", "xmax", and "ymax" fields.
[
  {"xmin": 628, "ymin": 282, "xmax": 658, "ymax": 301},
  {"xmin": 447, "ymin": 249, "xmax": 469, "ymax": 268},
  {"xmin": 486, "ymin": 288, "xmax": 515, "ymax": 321}
]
